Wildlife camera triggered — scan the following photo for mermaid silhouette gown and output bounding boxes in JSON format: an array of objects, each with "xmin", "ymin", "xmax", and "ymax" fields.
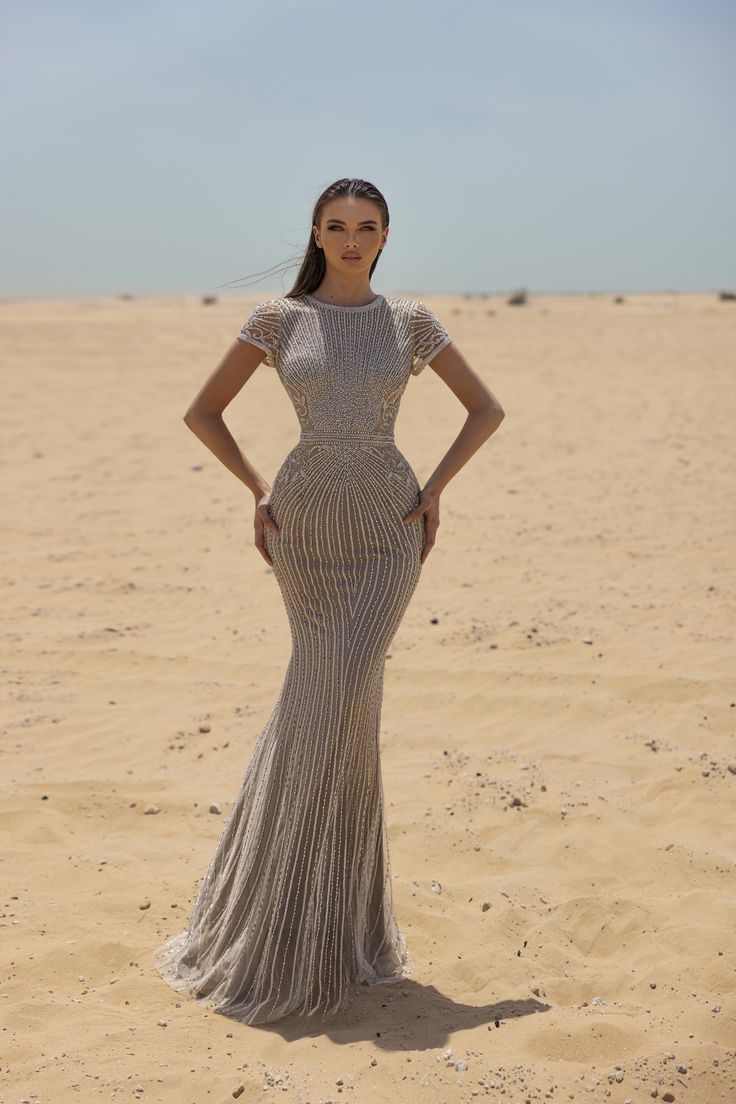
[{"xmin": 152, "ymin": 292, "xmax": 453, "ymax": 1024}]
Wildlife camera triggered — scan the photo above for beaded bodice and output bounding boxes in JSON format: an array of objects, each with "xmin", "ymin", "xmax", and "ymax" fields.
[
  {"xmin": 155, "ymin": 298, "xmax": 450, "ymax": 1027},
  {"xmin": 237, "ymin": 293, "xmax": 452, "ymax": 443}
]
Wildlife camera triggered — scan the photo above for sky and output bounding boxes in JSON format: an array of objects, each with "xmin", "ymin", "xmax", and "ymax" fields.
[{"xmin": 1, "ymin": 0, "xmax": 734, "ymax": 297}]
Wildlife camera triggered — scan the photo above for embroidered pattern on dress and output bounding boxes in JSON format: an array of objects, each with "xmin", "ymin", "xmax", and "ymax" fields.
[
  {"xmin": 410, "ymin": 299, "xmax": 452, "ymax": 375},
  {"xmin": 152, "ymin": 293, "xmax": 459, "ymax": 1027},
  {"xmin": 237, "ymin": 299, "xmax": 282, "ymax": 369}
]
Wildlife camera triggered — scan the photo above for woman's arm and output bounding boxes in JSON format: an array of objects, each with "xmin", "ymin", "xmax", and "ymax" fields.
[
  {"xmin": 420, "ymin": 341, "xmax": 504, "ymax": 496},
  {"xmin": 183, "ymin": 339, "xmax": 279, "ymax": 567},
  {"xmin": 403, "ymin": 341, "xmax": 505, "ymax": 563},
  {"xmin": 183, "ymin": 339, "xmax": 272, "ymax": 501}
]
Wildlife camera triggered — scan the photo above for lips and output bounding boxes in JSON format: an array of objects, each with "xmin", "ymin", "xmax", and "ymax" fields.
[{"xmin": 342, "ymin": 254, "xmax": 361, "ymax": 260}]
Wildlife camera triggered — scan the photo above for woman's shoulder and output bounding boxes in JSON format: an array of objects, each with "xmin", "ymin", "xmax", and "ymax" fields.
[
  {"xmin": 384, "ymin": 295, "xmax": 428, "ymax": 313},
  {"xmin": 251, "ymin": 294, "xmax": 314, "ymax": 316},
  {"xmin": 383, "ymin": 295, "xmax": 421, "ymax": 316},
  {"xmin": 387, "ymin": 297, "xmax": 450, "ymax": 327},
  {"xmin": 241, "ymin": 297, "xmax": 284, "ymax": 322}
]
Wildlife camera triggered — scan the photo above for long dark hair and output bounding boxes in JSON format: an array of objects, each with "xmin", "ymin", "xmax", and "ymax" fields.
[{"xmin": 212, "ymin": 178, "xmax": 389, "ymax": 299}]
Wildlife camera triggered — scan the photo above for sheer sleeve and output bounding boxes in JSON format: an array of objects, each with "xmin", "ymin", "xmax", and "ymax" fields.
[
  {"xmin": 237, "ymin": 299, "xmax": 281, "ymax": 369},
  {"xmin": 410, "ymin": 299, "xmax": 452, "ymax": 375}
]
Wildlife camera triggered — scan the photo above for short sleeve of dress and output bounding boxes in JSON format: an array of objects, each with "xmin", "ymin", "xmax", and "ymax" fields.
[
  {"xmin": 237, "ymin": 299, "xmax": 281, "ymax": 369},
  {"xmin": 410, "ymin": 299, "xmax": 452, "ymax": 375}
]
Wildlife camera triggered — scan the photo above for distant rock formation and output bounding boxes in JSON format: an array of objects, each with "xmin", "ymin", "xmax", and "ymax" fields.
[
  {"xmin": 507, "ymin": 287, "xmax": 527, "ymax": 306},
  {"xmin": 202, "ymin": 295, "xmax": 218, "ymax": 305},
  {"xmin": 718, "ymin": 290, "xmax": 735, "ymax": 301}
]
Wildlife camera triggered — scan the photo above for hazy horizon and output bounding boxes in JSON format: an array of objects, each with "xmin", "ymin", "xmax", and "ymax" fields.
[{"xmin": 2, "ymin": 287, "xmax": 734, "ymax": 304}]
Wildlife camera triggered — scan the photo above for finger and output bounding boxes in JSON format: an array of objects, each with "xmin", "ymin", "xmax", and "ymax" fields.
[
  {"xmin": 258, "ymin": 506, "xmax": 279, "ymax": 533},
  {"xmin": 255, "ymin": 538, "xmax": 273, "ymax": 567}
]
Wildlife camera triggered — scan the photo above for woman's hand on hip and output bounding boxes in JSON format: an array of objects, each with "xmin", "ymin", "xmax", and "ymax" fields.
[
  {"xmin": 255, "ymin": 491, "xmax": 279, "ymax": 567},
  {"xmin": 403, "ymin": 486, "xmax": 439, "ymax": 565}
]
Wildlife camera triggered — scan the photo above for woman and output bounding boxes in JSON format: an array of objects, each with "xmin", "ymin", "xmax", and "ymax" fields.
[{"xmin": 153, "ymin": 177, "xmax": 505, "ymax": 1025}]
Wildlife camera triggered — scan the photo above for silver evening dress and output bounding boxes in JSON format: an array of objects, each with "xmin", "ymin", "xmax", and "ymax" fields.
[{"xmin": 152, "ymin": 292, "xmax": 453, "ymax": 1025}]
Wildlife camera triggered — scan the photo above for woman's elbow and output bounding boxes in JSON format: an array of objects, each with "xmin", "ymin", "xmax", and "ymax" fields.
[
  {"xmin": 476, "ymin": 399, "xmax": 505, "ymax": 424},
  {"xmin": 183, "ymin": 404, "xmax": 209, "ymax": 425}
]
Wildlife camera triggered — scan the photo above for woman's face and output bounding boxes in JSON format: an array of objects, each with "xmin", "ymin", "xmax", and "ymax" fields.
[{"xmin": 313, "ymin": 197, "xmax": 387, "ymax": 276}]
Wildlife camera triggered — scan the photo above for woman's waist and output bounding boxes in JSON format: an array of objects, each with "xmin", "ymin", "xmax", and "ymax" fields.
[
  {"xmin": 274, "ymin": 433, "xmax": 419, "ymax": 489},
  {"xmin": 298, "ymin": 429, "xmax": 396, "ymax": 447}
]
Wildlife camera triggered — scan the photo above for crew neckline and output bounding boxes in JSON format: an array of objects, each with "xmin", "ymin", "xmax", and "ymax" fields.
[{"xmin": 304, "ymin": 293, "xmax": 385, "ymax": 312}]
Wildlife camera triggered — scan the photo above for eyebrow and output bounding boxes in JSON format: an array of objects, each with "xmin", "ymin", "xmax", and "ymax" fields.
[{"xmin": 325, "ymin": 219, "xmax": 378, "ymax": 226}]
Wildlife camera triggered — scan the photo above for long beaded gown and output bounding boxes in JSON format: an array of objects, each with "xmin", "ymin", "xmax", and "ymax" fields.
[{"xmin": 153, "ymin": 292, "xmax": 453, "ymax": 1025}]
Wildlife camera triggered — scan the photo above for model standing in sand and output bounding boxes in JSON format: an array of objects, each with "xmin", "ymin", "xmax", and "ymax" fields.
[{"xmin": 153, "ymin": 177, "xmax": 505, "ymax": 1025}]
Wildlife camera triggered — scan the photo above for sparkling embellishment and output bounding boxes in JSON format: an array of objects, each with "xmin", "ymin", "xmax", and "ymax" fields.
[{"xmin": 152, "ymin": 294, "xmax": 452, "ymax": 1025}]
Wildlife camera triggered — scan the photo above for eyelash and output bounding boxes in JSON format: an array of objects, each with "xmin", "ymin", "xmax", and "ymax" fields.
[{"xmin": 328, "ymin": 226, "xmax": 374, "ymax": 231}]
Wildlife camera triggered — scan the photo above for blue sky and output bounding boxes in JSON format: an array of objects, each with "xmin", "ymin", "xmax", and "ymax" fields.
[{"xmin": 1, "ymin": 0, "xmax": 734, "ymax": 296}]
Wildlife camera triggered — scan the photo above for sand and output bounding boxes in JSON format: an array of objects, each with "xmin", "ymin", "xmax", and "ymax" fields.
[{"xmin": 1, "ymin": 290, "xmax": 734, "ymax": 1103}]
